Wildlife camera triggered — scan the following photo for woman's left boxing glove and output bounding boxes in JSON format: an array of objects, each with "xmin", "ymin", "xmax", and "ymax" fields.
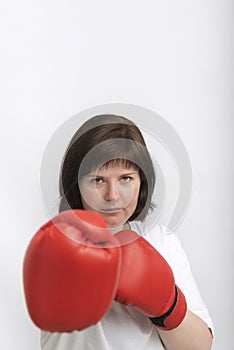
[
  {"xmin": 23, "ymin": 210, "xmax": 120, "ymax": 332},
  {"xmin": 114, "ymin": 230, "xmax": 187, "ymax": 330}
]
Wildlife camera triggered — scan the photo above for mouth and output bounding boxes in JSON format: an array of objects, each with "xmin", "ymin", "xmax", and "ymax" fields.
[{"xmin": 100, "ymin": 208, "xmax": 123, "ymax": 213}]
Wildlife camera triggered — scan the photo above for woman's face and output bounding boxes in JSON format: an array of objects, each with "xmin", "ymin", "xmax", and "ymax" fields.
[{"xmin": 79, "ymin": 162, "xmax": 141, "ymax": 232}]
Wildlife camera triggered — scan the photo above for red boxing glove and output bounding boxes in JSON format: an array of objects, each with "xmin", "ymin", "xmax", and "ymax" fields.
[
  {"xmin": 114, "ymin": 230, "xmax": 187, "ymax": 330},
  {"xmin": 23, "ymin": 210, "xmax": 120, "ymax": 332}
]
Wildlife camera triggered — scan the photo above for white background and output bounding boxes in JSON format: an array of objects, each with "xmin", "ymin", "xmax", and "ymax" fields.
[{"xmin": 0, "ymin": 1, "xmax": 233, "ymax": 349}]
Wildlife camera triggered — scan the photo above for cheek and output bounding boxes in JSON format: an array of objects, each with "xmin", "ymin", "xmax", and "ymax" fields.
[
  {"xmin": 80, "ymin": 185, "xmax": 102, "ymax": 209},
  {"xmin": 122, "ymin": 183, "xmax": 140, "ymax": 208},
  {"xmin": 132, "ymin": 186, "xmax": 141, "ymax": 205}
]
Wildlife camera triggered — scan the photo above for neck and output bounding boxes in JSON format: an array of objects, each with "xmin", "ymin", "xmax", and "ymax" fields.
[{"xmin": 109, "ymin": 222, "xmax": 130, "ymax": 235}]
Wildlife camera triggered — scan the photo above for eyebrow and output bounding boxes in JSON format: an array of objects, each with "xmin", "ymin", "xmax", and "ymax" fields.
[{"xmin": 86, "ymin": 172, "xmax": 138, "ymax": 177}]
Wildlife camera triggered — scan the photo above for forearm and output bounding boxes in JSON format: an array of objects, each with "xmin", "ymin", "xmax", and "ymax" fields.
[{"xmin": 157, "ymin": 310, "xmax": 213, "ymax": 350}]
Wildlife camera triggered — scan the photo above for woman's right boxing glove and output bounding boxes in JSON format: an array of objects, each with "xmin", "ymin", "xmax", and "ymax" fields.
[{"xmin": 23, "ymin": 210, "xmax": 120, "ymax": 332}]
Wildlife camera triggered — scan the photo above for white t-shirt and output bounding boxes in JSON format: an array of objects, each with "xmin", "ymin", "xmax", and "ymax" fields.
[{"xmin": 40, "ymin": 221, "xmax": 214, "ymax": 350}]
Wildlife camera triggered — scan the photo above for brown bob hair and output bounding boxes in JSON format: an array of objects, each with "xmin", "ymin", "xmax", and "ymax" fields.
[{"xmin": 59, "ymin": 114, "xmax": 156, "ymax": 221}]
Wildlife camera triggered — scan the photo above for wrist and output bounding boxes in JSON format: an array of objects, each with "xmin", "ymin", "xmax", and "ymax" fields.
[{"xmin": 149, "ymin": 285, "xmax": 187, "ymax": 330}]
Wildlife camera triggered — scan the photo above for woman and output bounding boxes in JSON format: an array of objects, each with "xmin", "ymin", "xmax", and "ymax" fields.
[{"xmin": 25, "ymin": 114, "xmax": 214, "ymax": 349}]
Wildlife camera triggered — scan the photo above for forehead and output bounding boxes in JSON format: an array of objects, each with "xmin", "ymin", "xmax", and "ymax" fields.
[{"xmin": 94, "ymin": 160, "xmax": 139, "ymax": 174}]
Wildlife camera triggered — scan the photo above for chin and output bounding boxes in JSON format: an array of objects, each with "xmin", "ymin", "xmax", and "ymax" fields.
[{"xmin": 105, "ymin": 216, "xmax": 124, "ymax": 228}]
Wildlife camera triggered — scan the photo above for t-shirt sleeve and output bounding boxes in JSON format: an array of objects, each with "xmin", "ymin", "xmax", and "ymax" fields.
[
  {"xmin": 143, "ymin": 223, "xmax": 214, "ymax": 335},
  {"xmin": 162, "ymin": 227, "xmax": 214, "ymax": 334}
]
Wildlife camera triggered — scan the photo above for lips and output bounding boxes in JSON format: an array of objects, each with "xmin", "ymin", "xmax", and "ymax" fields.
[{"xmin": 100, "ymin": 208, "xmax": 123, "ymax": 213}]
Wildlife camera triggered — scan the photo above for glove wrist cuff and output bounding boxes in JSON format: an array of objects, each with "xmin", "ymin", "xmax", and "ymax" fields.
[{"xmin": 149, "ymin": 285, "xmax": 187, "ymax": 330}]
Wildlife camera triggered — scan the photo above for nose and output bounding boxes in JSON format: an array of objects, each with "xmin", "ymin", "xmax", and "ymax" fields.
[{"xmin": 104, "ymin": 182, "xmax": 119, "ymax": 202}]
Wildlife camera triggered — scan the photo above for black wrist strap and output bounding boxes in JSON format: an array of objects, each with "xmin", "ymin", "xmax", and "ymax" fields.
[{"xmin": 148, "ymin": 286, "xmax": 178, "ymax": 328}]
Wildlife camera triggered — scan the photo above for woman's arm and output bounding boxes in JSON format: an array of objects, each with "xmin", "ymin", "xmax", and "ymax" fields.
[{"xmin": 157, "ymin": 309, "xmax": 213, "ymax": 350}]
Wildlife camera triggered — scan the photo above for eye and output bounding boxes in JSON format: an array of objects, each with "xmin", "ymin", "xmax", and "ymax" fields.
[
  {"xmin": 120, "ymin": 176, "xmax": 133, "ymax": 183},
  {"xmin": 90, "ymin": 177, "xmax": 104, "ymax": 184}
]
